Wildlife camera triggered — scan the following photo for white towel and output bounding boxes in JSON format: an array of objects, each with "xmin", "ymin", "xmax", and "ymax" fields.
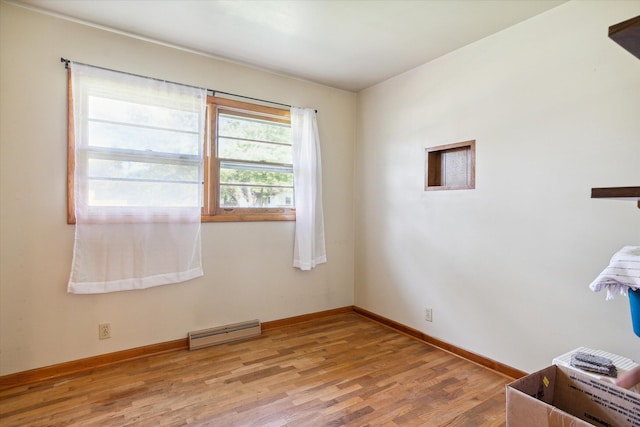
[{"xmin": 589, "ymin": 246, "xmax": 640, "ymax": 300}]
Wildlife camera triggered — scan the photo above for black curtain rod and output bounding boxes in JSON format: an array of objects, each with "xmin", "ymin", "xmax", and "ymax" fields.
[
  {"xmin": 211, "ymin": 90, "xmax": 292, "ymax": 110},
  {"xmin": 60, "ymin": 58, "xmax": 317, "ymax": 113},
  {"xmin": 210, "ymin": 90, "xmax": 316, "ymax": 113},
  {"xmin": 61, "ymin": 57, "xmax": 205, "ymax": 92}
]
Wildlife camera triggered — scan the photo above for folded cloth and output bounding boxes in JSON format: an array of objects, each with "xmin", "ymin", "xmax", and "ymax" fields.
[
  {"xmin": 570, "ymin": 351, "xmax": 617, "ymax": 377},
  {"xmin": 589, "ymin": 246, "xmax": 640, "ymax": 300}
]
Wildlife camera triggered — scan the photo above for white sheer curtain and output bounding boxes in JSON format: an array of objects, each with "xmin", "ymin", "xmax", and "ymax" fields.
[
  {"xmin": 68, "ymin": 63, "xmax": 206, "ymax": 294},
  {"xmin": 290, "ymin": 107, "xmax": 326, "ymax": 270}
]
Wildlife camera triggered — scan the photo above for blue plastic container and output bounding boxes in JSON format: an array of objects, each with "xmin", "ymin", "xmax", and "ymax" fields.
[{"xmin": 629, "ymin": 288, "xmax": 640, "ymax": 337}]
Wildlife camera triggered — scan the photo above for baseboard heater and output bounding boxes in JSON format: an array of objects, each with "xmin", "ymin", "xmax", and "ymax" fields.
[{"xmin": 188, "ymin": 319, "xmax": 261, "ymax": 350}]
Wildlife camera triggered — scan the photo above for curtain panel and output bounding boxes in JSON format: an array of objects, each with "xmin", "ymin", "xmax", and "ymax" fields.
[
  {"xmin": 67, "ymin": 63, "xmax": 206, "ymax": 294},
  {"xmin": 290, "ymin": 107, "xmax": 327, "ymax": 270}
]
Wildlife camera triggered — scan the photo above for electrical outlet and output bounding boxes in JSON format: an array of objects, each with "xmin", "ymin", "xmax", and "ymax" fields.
[
  {"xmin": 425, "ymin": 308, "xmax": 433, "ymax": 322},
  {"xmin": 99, "ymin": 323, "xmax": 111, "ymax": 339}
]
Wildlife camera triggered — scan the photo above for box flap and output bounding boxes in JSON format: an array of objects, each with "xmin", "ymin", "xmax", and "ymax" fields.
[
  {"xmin": 554, "ymin": 364, "xmax": 640, "ymax": 427},
  {"xmin": 508, "ymin": 365, "xmax": 557, "ymax": 405}
]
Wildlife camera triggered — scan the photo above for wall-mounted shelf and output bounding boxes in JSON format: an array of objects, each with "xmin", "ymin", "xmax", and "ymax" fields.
[
  {"xmin": 591, "ymin": 186, "xmax": 640, "ymax": 209},
  {"xmin": 609, "ymin": 15, "xmax": 640, "ymax": 59}
]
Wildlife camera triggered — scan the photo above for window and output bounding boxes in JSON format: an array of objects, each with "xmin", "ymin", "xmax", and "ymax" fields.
[
  {"xmin": 203, "ymin": 97, "xmax": 295, "ymax": 222},
  {"xmin": 67, "ymin": 63, "xmax": 322, "ymax": 278},
  {"xmin": 67, "ymin": 67, "xmax": 205, "ymax": 223},
  {"xmin": 68, "ymin": 90, "xmax": 295, "ymax": 223},
  {"xmin": 80, "ymin": 96, "xmax": 202, "ymax": 210}
]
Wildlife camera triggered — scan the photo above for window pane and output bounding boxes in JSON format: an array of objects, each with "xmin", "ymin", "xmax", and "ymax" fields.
[
  {"xmin": 218, "ymin": 137, "xmax": 292, "ymax": 164},
  {"xmin": 220, "ymin": 163, "xmax": 293, "ymax": 186},
  {"xmin": 88, "ymin": 180, "xmax": 200, "ymax": 208},
  {"xmin": 220, "ymin": 162, "xmax": 293, "ymax": 208},
  {"xmin": 220, "ymin": 185, "xmax": 294, "ymax": 208},
  {"xmin": 88, "ymin": 158, "xmax": 200, "ymax": 182},
  {"xmin": 88, "ymin": 121, "xmax": 200, "ymax": 155},
  {"xmin": 218, "ymin": 112, "xmax": 291, "ymax": 144},
  {"xmin": 84, "ymin": 95, "xmax": 203, "ymax": 210},
  {"xmin": 86, "ymin": 158, "xmax": 200, "ymax": 208},
  {"xmin": 89, "ymin": 96, "xmax": 200, "ymax": 132}
]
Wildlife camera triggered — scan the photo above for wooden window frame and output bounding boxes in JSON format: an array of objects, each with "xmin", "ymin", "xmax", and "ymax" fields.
[
  {"xmin": 67, "ymin": 70, "xmax": 76, "ymax": 224},
  {"xmin": 201, "ymin": 96, "xmax": 295, "ymax": 222}
]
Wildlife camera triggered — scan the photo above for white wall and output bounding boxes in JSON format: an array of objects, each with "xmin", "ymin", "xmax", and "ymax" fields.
[
  {"xmin": 0, "ymin": 2, "xmax": 355, "ymax": 375},
  {"xmin": 355, "ymin": 0, "xmax": 640, "ymax": 373}
]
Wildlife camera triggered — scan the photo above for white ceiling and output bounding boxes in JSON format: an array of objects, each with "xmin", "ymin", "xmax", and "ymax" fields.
[{"xmin": 13, "ymin": 0, "xmax": 568, "ymax": 92}]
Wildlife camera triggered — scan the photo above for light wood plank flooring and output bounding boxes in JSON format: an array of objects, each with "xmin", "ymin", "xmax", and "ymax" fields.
[{"xmin": 0, "ymin": 313, "xmax": 510, "ymax": 426}]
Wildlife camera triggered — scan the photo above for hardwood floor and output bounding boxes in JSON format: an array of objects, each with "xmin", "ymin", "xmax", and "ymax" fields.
[{"xmin": 0, "ymin": 313, "xmax": 510, "ymax": 426}]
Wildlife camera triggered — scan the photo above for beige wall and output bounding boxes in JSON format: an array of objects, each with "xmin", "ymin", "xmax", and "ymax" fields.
[
  {"xmin": 2, "ymin": 0, "xmax": 639, "ymax": 378},
  {"xmin": 0, "ymin": 2, "xmax": 355, "ymax": 375},
  {"xmin": 355, "ymin": 0, "xmax": 640, "ymax": 373}
]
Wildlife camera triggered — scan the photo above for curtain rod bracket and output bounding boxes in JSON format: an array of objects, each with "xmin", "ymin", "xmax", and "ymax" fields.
[{"xmin": 60, "ymin": 57, "xmax": 70, "ymax": 69}]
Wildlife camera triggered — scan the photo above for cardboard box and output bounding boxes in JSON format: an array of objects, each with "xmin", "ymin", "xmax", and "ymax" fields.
[{"xmin": 506, "ymin": 364, "xmax": 640, "ymax": 426}]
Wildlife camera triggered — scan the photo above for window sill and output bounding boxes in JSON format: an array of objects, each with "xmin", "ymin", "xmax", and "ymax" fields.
[
  {"xmin": 68, "ymin": 213, "xmax": 297, "ymax": 225},
  {"xmin": 201, "ymin": 213, "xmax": 296, "ymax": 222}
]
